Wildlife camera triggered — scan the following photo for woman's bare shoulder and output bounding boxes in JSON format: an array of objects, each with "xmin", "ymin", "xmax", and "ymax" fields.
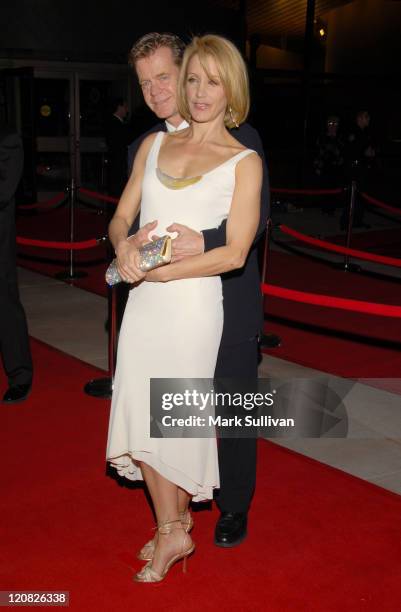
[
  {"xmin": 235, "ymin": 149, "xmax": 262, "ymax": 178},
  {"xmin": 133, "ymin": 131, "xmax": 161, "ymax": 165},
  {"xmin": 224, "ymin": 131, "xmax": 248, "ymax": 155},
  {"xmin": 141, "ymin": 131, "xmax": 160, "ymax": 149}
]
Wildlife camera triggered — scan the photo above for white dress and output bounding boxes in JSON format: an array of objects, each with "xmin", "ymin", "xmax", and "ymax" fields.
[{"xmin": 106, "ymin": 131, "xmax": 255, "ymax": 502}]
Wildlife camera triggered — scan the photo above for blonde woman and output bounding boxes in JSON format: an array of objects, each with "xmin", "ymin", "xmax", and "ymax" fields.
[{"xmin": 107, "ymin": 35, "xmax": 262, "ymax": 583}]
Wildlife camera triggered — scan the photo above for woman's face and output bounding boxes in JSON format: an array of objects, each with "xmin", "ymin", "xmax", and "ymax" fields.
[{"xmin": 185, "ymin": 53, "xmax": 228, "ymax": 125}]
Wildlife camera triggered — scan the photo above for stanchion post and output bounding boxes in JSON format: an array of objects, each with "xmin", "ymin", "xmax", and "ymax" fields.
[
  {"xmin": 55, "ymin": 176, "xmax": 87, "ymax": 281},
  {"xmin": 343, "ymin": 180, "xmax": 361, "ymax": 273},
  {"xmin": 261, "ymin": 218, "xmax": 271, "ymax": 285},
  {"xmin": 344, "ymin": 180, "xmax": 355, "ymax": 270},
  {"xmin": 109, "ymin": 285, "xmax": 117, "ymax": 386},
  {"xmin": 69, "ymin": 177, "xmax": 76, "ymax": 278},
  {"xmin": 260, "ymin": 218, "xmax": 281, "ymax": 349}
]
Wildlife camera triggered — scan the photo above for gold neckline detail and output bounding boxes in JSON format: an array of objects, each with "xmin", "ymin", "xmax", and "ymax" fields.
[{"xmin": 156, "ymin": 167, "xmax": 202, "ymax": 190}]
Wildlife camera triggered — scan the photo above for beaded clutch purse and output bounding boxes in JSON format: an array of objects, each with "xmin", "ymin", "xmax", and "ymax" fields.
[{"xmin": 105, "ymin": 235, "xmax": 172, "ymax": 286}]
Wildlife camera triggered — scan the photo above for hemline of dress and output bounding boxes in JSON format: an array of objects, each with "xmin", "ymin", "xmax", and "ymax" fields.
[{"xmin": 107, "ymin": 450, "xmax": 219, "ymax": 503}]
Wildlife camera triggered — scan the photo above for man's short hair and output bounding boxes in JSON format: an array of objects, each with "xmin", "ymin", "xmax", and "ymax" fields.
[
  {"xmin": 177, "ymin": 35, "xmax": 250, "ymax": 129},
  {"xmin": 128, "ymin": 32, "xmax": 186, "ymax": 68}
]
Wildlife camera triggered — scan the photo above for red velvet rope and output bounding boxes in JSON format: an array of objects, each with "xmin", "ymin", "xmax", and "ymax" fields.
[
  {"xmin": 18, "ymin": 192, "xmax": 67, "ymax": 210},
  {"xmin": 280, "ymin": 224, "xmax": 401, "ymax": 268},
  {"xmin": 271, "ymin": 187, "xmax": 343, "ymax": 196},
  {"xmin": 262, "ymin": 283, "xmax": 401, "ymax": 318},
  {"xmin": 81, "ymin": 186, "xmax": 343, "ymax": 203},
  {"xmin": 79, "ymin": 187, "xmax": 119, "ymax": 204},
  {"xmin": 16, "ymin": 237, "xmax": 101, "ymax": 250},
  {"xmin": 360, "ymin": 192, "xmax": 401, "ymax": 217}
]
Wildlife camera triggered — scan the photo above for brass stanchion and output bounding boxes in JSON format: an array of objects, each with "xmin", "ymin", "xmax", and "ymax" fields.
[{"xmin": 260, "ymin": 218, "xmax": 281, "ymax": 349}]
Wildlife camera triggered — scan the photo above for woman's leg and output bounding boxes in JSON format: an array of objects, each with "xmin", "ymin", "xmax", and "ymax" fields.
[
  {"xmin": 138, "ymin": 473, "xmax": 192, "ymax": 560},
  {"xmin": 178, "ymin": 487, "xmax": 191, "ymax": 519},
  {"xmin": 140, "ymin": 462, "xmax": 192, "ymax": 575}
]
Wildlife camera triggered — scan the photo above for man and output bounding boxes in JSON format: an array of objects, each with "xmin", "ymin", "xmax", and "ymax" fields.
[
  {"xmin": 0, "ymin": 124, "xmax": 33, "ymax": 404},
  {"xmin": 126, "ymin": 32, "xmax": 270, "ymax": 547},
  {"xmin": 105, "ymin": 98, "xmax": 131, "ymax": 198},
  {"xmin": 313, "ymin": 115, "xmax": 344, "ymax": 216},
  {"xmin": 341, "ymin": 110, "xmax": 376, "ymax": 229}
]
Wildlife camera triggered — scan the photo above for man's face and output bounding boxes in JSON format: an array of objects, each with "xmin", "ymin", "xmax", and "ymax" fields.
[
  {"xmin": 357, "ymin": 112, "xmax": 370, "ymax": 129},
  {"xmin": 136, "ymin": 46, "xmax": 181, "ymax": 123},
  {"xmin": 327, "ymin": 118, "xmax": 339, "ymax": 136}
]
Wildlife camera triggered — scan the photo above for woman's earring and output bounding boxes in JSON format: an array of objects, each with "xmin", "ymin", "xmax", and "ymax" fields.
[{"xmin": 229, "ymin": 106, "xmax": 239, "ymax": 128}]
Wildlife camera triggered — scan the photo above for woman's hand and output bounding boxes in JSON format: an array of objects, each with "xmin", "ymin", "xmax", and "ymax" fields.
[
  {"xmin": 129, "ymin": 220, "xmax": 159, "ymax": 249},
  {"xmin": 115, "ymin": 240, "xmax": 145, "ymax": 284}
]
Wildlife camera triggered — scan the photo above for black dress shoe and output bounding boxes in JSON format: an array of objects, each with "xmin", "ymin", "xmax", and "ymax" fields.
[
  {"xmin": 2, "ymin": 384, "xmax": 31, "ymax": 404},
  {"xmin": 260, "ymin": 333, "xmax": 281, "ymax": 349},
  {"xmin": 214, "ymin": 512, "xmax": 248, "ymax": 548}
]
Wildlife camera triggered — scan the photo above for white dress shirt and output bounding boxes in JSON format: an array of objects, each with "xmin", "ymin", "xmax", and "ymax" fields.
[{"xmin": 165, "ymin": 119, "xmax": 189, "ymax": 132}]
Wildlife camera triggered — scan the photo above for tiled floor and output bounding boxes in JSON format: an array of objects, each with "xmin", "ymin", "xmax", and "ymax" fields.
[{"xmin": 17, "ymin": 265, "xmax": 401, "ymax": 496}]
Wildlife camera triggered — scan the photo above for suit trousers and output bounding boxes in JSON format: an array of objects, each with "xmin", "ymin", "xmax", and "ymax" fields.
[
  {"xmin": 214, "ymin": 336, "xmax": 258, "ymax": 513},
  {"xmin": 0, "ymin": 204, "xmax": 33, "ymax": 386}
]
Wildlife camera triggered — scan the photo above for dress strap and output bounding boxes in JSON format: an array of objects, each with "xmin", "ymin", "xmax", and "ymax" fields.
[
  {"xmin": 146, "ymin": 131, "xmax": 165, "ymax": 169},
  {"xmin": 230, "ymin": 148, "xmax": 257, "ymax": 166}
]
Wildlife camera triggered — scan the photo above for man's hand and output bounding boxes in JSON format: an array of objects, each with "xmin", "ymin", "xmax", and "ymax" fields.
[
  {"xmin": 145, "ymin": 266, "xmax": 166, "ymax": 282},
  {"xmin": 128, "ymin": 220, "xmax": 158, "ymax": 249},
  {"xmin": 166, "ymin": 223, "xmax": 204, "ymax": 262}
]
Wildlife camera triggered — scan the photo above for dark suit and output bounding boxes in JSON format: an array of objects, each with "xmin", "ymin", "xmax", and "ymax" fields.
[
  {"xmin": 0, "ymin": 126, "xmax": 33, "ymax": 387},
  {"xmin": 127, "ymin": 122, "xmax": 270, "ymax": 512}
]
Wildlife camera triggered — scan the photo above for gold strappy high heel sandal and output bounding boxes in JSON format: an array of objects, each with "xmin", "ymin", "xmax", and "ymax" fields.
[
  {"xmin": 134, "ymin": 519, "xmax": 195, "ymax": 583},
  {"xmin": 137, "ymin": 510, "xmax": 194, "ymax": 561}
]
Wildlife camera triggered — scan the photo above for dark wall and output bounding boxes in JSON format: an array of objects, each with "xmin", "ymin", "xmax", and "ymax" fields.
[
  {"xmin": 326, "ymin": 0, "xmax": 401, "ymax": 75},
  {"xmin": 1, "ymin": 0, "xmax": 242, "ymax": 62}
]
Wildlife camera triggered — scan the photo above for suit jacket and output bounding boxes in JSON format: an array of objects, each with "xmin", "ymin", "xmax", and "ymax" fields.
[
  {"xmin": 127, "ymin": 122, "xmax": 270, "ymax": 346},
  {"xmin": 0, "ymin": 126, "xmax": 33, "ymax": 385},
  {"xmin": 0, "ymin": 126, "xmax": 24, "ymax": 212},
  {"xmin": 0, "ymin": 125, "xmax": 23, "ymax": 287}
]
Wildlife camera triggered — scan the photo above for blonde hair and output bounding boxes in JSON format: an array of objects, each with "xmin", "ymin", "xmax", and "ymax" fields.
[{"xmin": 177, "ymin": 35, "xmax": 250, "ymax": 129}]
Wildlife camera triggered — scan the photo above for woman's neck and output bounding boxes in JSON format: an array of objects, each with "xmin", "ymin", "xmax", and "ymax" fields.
[{"xmin": 186, "ymin": 117, "xmax": 229, "ymax": 145}]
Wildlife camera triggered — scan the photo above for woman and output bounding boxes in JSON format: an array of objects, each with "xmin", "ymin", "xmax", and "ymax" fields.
[{"xmin": 107, "ymin": 34, "xmax": 262, "ymax": 583}]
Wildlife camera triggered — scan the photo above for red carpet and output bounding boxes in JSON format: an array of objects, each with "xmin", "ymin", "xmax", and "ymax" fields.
[
  {"xmin": 1, "ymin": 339, "xmax": 401, "ymax": 611},
  {"xmin": 264, "ymin": 250, "xmax": 401, "ymax": 381}
]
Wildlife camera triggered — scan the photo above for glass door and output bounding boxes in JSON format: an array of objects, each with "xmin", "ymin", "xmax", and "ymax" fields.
[
  {"xmin": 2, "ymin": 65, "xmax": 132, "ymax": 197},
  {"xmin": 33, "ymin": 72, "xmax": 74, "ymax": 193},
  {"xmin": 76, "ymin": 72, "xmax": 130, "ymax": 192}
]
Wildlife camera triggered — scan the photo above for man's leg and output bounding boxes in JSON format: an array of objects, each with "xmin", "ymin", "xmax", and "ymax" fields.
[
  {"xmin": 0, "ymin": 281, "xmax": 33, "ymax": 388},
  {"xmin": 0, "ymin": 209, "xmax": 33, "ymax": 401},
  {"xmin": 214, "ymin": 336, "xmax": 258, "ymax": 547}
]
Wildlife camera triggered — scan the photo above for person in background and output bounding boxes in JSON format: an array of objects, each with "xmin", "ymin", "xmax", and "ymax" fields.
[
  {"xmin": 105, "ymin": 98, "xmax": 131, "ymax": 198},
  {"xmin": 313, "ymin": 115, "xmax": 344, "ymax": 216},
  {"xmin": 341, "ymin": 110, "xmax": 376, "ymax": 229},
  {"xmin": 0, "ymin": 124, "xmax": 33, "ymax": 404}
]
